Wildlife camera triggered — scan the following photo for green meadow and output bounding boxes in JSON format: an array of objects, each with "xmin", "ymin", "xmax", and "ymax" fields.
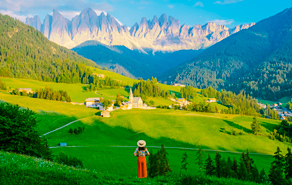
[{"xmin": 1, "ymin": 90, "xmax": 289, "ymax": 177}]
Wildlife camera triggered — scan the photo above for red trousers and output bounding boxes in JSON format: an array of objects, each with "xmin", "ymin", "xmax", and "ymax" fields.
[{"xmin": 137, "ymin": 156, "xmax": 147, "ymax": 178}]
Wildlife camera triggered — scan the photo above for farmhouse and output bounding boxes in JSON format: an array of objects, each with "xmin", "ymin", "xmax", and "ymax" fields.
[
  {"xmin": 92, "ymin": 73, "xmax": 105, "ymax": 78},
  {"xmin": 101, "ymin": 110, "xmax": 111, "ymax": 117},
  {"xmin": 208, "ymin": 98, "xmax": 217, "ymax": 103},
  {"xmin": 19, "ymin": 88, "xmax": 33, "ymax": 94},
  {"xmin": 173, "ymin": 83, "xmax": 186, "ymax": 87},
  {"xmin": 85, "ymin": 97, "xmax": 100, "ymax": 107},
  {"xmin": 177, "ymin": 98, "xmax": 189, "ymax": 107},
  {"xmin": 98, "ymin": 101, "xmax": 114, "ymax": 111}
]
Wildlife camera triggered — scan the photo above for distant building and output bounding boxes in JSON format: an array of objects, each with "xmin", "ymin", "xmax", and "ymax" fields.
[
  {"xmin": 85, "ymin": 97, "xmax": 100, "ymax": 107},
  {"xmin": 58, "ymin": 143, "xmax": 67, "ymax": 146},
  {"xmin": 177, "ymin": 98, "xmax": 189, "ymax": 107},
  {"xmin": 92, "ymin": 73, "xmax": 105, "ymax": 78},
  {"xmin": 173, "ymin": 83, "xmax": 186, "ymax": 87},
  {"xmin": 19, "ymin": 88, "xmax": 33, "ymax": 94},
  {"xmin": 98, "ymin": 101, "xmax": 114, "ymax": 111},
  {"xmin": 101, "ymin": 110, "xmax": 111, "ymax": 117},
  {"xmin": 208, "ymin": 98, "xmax": 217, "ymax": 103},
  {"xmin": 120, "ymin": 88, "xmax": 146, "ymax": 110}
]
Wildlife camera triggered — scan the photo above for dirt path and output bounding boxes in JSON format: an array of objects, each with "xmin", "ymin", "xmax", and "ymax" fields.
[{"xmin": 40, "ymin": 116, "xmax": 96, "ymax": 137}]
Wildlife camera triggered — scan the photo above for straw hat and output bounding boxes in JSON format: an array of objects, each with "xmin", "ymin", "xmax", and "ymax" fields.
[{"xmin": 137, "ymin": 140, "xmax": 146, "ymax": 147}]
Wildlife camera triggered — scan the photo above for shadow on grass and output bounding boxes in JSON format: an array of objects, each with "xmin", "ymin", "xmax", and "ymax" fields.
[
  {"xmin": 223, "ymin": 119, "xmax": 251, "ymax": 133},
  {"xmin": 261, "ymin": 121, "xmax": 278, "ymax": 132}
]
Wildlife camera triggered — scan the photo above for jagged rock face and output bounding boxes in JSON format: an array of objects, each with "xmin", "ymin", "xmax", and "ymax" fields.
[
  {"xmin": 26, "ymin": 15, "xmax": 42, "ymax": 31},
  {"xmin": 26, "ymin": 8, "xmax": 255, "ymax": 51}
]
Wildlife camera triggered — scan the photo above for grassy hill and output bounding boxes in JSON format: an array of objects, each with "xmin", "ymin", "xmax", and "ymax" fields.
[
  {"xmin": 0, "ymin": 91, "xmax": 288, "ymax": 177},
  {"xmin": 1, "ymin": 151, "xmax": 263, "ymax": 185}
]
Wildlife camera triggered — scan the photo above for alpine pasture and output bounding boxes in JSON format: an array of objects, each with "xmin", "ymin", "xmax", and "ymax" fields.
[{"xmin": 0, "ymin": 80, "xmax": 288, "ymax": 177}]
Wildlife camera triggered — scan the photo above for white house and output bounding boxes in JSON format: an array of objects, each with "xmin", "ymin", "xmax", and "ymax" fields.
[{"xmin": 85, "ymin": 97, "xmax": 100, "ymax": 108}]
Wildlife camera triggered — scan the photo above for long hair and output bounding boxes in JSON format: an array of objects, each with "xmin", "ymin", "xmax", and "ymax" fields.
[{"xmin": 138, "ymin": 147, "xmax": 145, "ymax": 151}]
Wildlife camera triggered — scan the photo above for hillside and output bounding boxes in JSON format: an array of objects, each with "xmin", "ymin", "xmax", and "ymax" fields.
[
  {"xmin": 0, "ymin": 14, "xmax": 98, "ymax": 83},
  {"xmin": 1, "ymin": 151, "xmax": 263, "ymax": 185},
  {"xmin": 72, "ymin": 41, "xmax": 202, "ymax": 79},
  {"xmin": 0, "ymin": 91, "xmax": 285, "ymax": 176},
  {"xmin": 161, "ymin": 7, "xmax": 292, "ymax": 101}
]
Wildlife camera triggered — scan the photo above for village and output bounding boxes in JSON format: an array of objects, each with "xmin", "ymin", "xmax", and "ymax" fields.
[
  {"xmin": 257, "ymin": 102, "xmax": 292, "ymax": 120},
  {"xmin": 13, "ymin": 85, "xmax": 292, "ymax": 121}
]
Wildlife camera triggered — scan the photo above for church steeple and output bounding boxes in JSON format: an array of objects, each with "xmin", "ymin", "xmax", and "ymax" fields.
[{"xmin": 129, "ymin": 87, "xmax": 133, "ymax": 103}]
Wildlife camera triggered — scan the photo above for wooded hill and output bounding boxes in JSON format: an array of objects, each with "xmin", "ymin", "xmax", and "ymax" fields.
[
  {"xmin": 161, "ymin": 8, "xmax": 292, "ymax": 101},
  {"xmin": 0, "ymin": 14, "xmax": 98, "ymax": 83}
]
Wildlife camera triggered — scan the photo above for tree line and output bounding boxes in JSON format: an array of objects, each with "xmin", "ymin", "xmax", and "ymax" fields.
[
  {"xmin": 201, "ymin": 86, "xmax": 260, "ymax": 116},
  {"xmin": 180, "ymin": 146, "xmax": 292, "ymax": 185},
  {"xmin": 85, "ymin": 76, "xmax": 127, "ymax": 91},
  {"xmin": 11, "ymin": 87, "xmax": 72, "ymax": 102},
  {"xmin": 132, "ymin": 78, "xmax": 171, "ymax": 100}
]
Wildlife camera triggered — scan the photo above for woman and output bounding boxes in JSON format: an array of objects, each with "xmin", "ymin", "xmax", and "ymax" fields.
[{"xmin": 134, "ymin": 140, "xmax": 150, "ymax": 178}]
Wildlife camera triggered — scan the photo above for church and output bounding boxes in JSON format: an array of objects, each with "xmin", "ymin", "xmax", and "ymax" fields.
[{"xmin": 121, "ymin": 88, "xmax": 146, "ymax": 109}]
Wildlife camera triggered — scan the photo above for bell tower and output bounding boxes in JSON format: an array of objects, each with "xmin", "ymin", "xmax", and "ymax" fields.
[{"xmin": 129, "ymin": 88, "xmax": 133, "ymax": 103}]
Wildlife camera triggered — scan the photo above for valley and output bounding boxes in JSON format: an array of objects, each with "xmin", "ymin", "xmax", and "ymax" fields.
[{"xmin": 2, "ymin": 2, "xmax": 292, "ymax": 184}]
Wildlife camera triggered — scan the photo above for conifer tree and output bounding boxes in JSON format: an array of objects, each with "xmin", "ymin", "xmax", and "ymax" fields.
[
  {"xmin": 231, "ymin": 158, "xmax": 238, "ymax": 178},
  {"xmin": 158, "ymin": 145, "xmax": 171, "ymax": 175},
  {"xmin": 205, "ymin": 154, "xmax": 215, "ymax": 176},
  {"xmin": 215, "ymin": 152, "xmax": 222, "ymax": 177},
  {"xmin": 195, "ymin": 145, "xmax": 205, "ymax": 172},
  {"xmin": 244, "ymin": 150, "xmax": 255, "ymax": 178},
  {"xmin": 251, "ymin": 116, "xmax": 261, "ymax": 135},
  {"xmin": 285, "ymin": 147, "xmax": 292, "ymax": 179},
  {"xmin": 269, "ymin": 147, "xmax": 286, "ymax": 185},
  {"xmin": 180, "ymin": 150, "xmax": 188, "ymax": 174},
  {"xmin": 226, "ymin": 157, "xmax": 233, "ymax": 178},
  {"xmin": 260, "ymin": 169, "xmax": 267, "ymax": 183},
  {"xmin": 238, "ymin": 157, "xmax": 249, "ymax": 181},
  {"xmin": 147, "ymin": 149, "xmax": 155, "ymax": 178},
  {"xmin": 251, "ymin": 164, "xmax": 260, "ymax": 183}
]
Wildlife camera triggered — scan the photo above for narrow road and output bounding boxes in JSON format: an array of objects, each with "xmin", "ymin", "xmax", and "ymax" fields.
[
  {"xmin": 40, "ymin": 116, "xmax": 95, "ymax": 137},
  {"xmin": 49, "ymin": 145, "xmax": 273, "ymax": 156}
]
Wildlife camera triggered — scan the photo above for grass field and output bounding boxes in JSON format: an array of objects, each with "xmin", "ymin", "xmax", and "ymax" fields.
[
  {"xmin": 0, "ymin": 77, "xmax": 226, "ymax": 110},
  {"xmin": 1, "ymin": 77, "xmax": 290, "ymax": 178},
  {"xmin": 1, "ymin": 151, "xmax": 262, "ymax": 185},
  {"xmin": 1, "ymin": 92, "xmax": 290, "ymax": 177}
]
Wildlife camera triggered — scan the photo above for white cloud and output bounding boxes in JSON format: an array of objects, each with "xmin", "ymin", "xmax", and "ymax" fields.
[
  {"xmin": 168, "ymin": 5, "xmax": 174, "ymax": 9},
  {"xmin": 210, "ymin": 19, "xmax": 234, "ymax": 25},
  {"xmin": 0, "ymin": 10, "xmax": 31, "ymax": 22},
  {"xmin": 214, "ymin": 0, "xmax": 243, "ymax": 5},
  {"xmin": 194, "ymin": 1, "xmax": 204, "ymax": 7}
]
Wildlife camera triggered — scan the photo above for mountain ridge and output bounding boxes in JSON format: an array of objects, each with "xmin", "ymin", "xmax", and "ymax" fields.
[
  {"xmin": 26, "ymin": 8, "xmax": 254, "ymax": 51},
  {"xmin": 160, "ymin": 7, "xmax": 292, "ymax": 100}
]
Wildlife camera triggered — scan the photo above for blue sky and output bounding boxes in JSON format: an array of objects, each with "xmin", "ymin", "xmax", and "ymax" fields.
[{"xmin": 1, "ymin": 0, "xmax": 292, "ymax": 28}]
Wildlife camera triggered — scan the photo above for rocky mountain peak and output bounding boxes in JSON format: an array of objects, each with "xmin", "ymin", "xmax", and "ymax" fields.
[
  {"xmin": 25, "ymin": 15, "xmax": 41, "ymax": 31},
  {"xmin": 25, "ymin": 8, "xmax": 255, "ymax": 51},
  {"xmin": 159, "ymin": 13, "xmax": 168, "ymax": 28}
]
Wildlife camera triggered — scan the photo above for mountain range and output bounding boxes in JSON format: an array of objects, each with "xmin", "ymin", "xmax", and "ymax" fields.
[
  {"xmin": 25, "ymin": 8, "xmax": 254, "ymax": 52},
  {"xmin": 161, "ymin": 7, "xmax": 292, "ymax": 100}
]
